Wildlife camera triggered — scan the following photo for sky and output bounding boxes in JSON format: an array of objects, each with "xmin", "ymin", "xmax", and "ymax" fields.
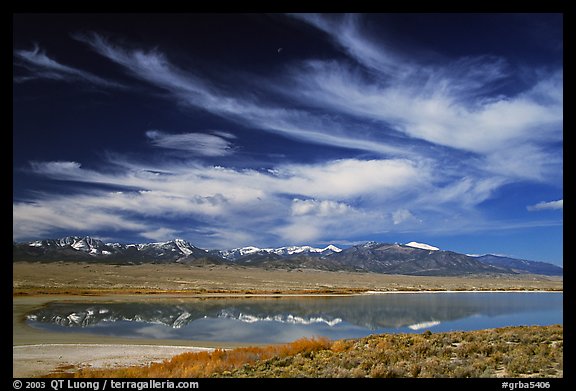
[{"xmin": 12, "ymin": 13, "xmax": 563, "ymax": 265}]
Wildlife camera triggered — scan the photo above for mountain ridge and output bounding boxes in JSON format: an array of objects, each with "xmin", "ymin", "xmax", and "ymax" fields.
[{"xmin": 12, "ymin": 235, "xmax": 563, "ymax": 277}]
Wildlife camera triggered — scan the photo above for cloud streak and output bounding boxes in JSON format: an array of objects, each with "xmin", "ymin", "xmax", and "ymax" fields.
[
  {"xmin": 14, "ymin": 45, "xmax": 122, "ymax": 88},
  {"xmin": 527, "ymin": 200, "xmax": 563, "ymax": 211},
  {"xmin": 74, "ymin": 33, "xmax": 421, "ymax": 159}
]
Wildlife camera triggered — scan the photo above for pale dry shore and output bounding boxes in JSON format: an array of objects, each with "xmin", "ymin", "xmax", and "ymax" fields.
[
  {"xmin": 13, "ymin": 262, "xmax": 562, "ymax": 377},
  {"xmin": 13, "ymin": 344, "xmax": 213, "ymax": 378}
]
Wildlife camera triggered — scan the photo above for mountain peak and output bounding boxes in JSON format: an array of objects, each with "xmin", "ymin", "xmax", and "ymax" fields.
[
  {"xmin": 361, "ymin": 241, "xmax": 380, "ymax": 247},
  {"xmin": 323, "ymin": 245, "xmax": 342, "ymax": 253}
]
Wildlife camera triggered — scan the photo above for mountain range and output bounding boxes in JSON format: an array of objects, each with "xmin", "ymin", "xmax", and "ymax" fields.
[{"xmin": 12, "ymin": 236, "xmax": 563, "ymax": 277}]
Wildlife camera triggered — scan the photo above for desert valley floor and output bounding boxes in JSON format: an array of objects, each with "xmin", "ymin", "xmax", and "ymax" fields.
[{"xmin": 13, "ymin": 262, "xmax": 562, "ymax": 295}]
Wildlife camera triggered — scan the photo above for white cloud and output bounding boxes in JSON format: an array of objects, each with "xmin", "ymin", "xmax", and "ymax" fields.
[
  {"xmin": 140, "ymin": 227, "xmax": 180, "ymax": 241},
  {"xmin": 288, "ymin": 15, "xmax": 562, "ymax": 184},
  {"xmin": 482, "ymin": 143, "xmax": 563, "ymax": 183},
  {"xmin": 17, "ymin": 155, "xmax": 431, "ymax": 245},
  {"xmin": 12, "ymin": 196, "xmax": 146, "ymax": 240},
  {"xmin": 274, "ymin": 222, "xmax": 323, "ymax": 244},
  {"xmin": 392, "ymin": 209, "xmax": 419, "ymax": 225},
  {"xmin": 146, "ymin": 130, "xmax": 236, "ymax": 156},
  {"xmin": 279, "ymin": 159, "xmax": 425, "ymax": 199},
  {"xmin": 89, "ymin": 190, "xmax": 228, "ymax": 217},
  {"xmin": 29, "ymin": 161, "xmax": 83, "ymax": 177},
  {"xmin": 277, "ymin": 202, "xmax": 386, "ymax": 245},
  {"xmin": 288, "ymin": 56, "xmax": 561, "ymax": 156},
  {"xmin": 15, "ymin": 151, "xmax": 562, "ymax": 246},
  {"xmin": 291, "ymin": 199, "xmax": 351, "ymax": 217},
  {"xmin": 422, "ymin": 176, "xmax": 506, "ymax": 207},
  {"xmin": 527, "ymin": 199, "xmax": 563, "ymax": 211},
  {"xmin": 26, "ymin": 157, "xmax": 423, "ymax": 206}
]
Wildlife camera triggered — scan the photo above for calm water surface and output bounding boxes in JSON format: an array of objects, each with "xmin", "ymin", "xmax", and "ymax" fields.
[{"xmin": 26, "ymin": 292, "xmax": 562, "ymax": 343}]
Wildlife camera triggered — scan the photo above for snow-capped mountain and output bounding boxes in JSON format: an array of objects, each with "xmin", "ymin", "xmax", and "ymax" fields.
[
  {"xmin": 218, "ymin": 244, "xmax": 342, "ymax": 261},
  {"xmin": 14, "ymin": 236, "xmax": 210, "ymax": 263},
  {"xmin": 126, "ymin": 238, "xmax": 207, "ymax": 259},
  {"xmin": 28, "ymin": 236, "xmax": 103, "ymax": 250},
  {"xmin": 26, "ymin": 236, "xmax": 114, "ymax": 257},
  {"xmin": 12, "ymin": 236, "xmax": 562, "ymax": 277},
  {"xmin": 323, "ymin": 242, "xmax": 505, "ymax": 275},
  {"xmin": 15, "ymin": 236, "xmax": 342, "ymax": 264}
]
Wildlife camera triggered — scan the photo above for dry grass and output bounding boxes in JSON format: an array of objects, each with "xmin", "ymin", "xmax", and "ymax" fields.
[
  {"xmin": 47, "ymin": 337, "xmax": 332, "ymax": 378},
  {"xmin": 46, "ymin": 325, "xmax": 562, "ymax": 378}
]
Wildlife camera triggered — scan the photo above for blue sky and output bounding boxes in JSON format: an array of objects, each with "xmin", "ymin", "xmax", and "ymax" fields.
[{"xmin": 12, "ymin": 13, "xmax": 563, "ymax": 265}]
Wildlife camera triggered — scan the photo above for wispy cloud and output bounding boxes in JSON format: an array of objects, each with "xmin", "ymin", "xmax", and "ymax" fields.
[
  {"xmin": 289, "ymin": 61, "xmax": 561, "ymax": 154},
  {"xmin": 140, "ymin": 227, "xmax": 181, "ymax": 241},
  {"xmin": 75, "ymin": 33, "xmax": 418, "ymax": 158},
  {"xmin": 14, "ymin": 149, "xmax": 527, "ymax": 247},
  {"xmin": 14, "ymin": 44, "xmax": 122, "ymax": 88},
  {"xmin": 73, "ymin": 29, "xmax": 561, "ymax": 187},
  {"xmin": 288, "ymin": 14, "xmax": 563, "ymax": 183},
  {"xmin": 291, "ymin": 199, "xmax": 351, "ymax": 217},
  {"xmin": 289, "ymin": 13, "xmax": 408, "ymax": 75},
  {"xmin": 392, "ymin": 209, "xmax": 420, "ymax": 225},
  {"xmin": 25, "ymin": 157, "xmax": 426, "ymax": 204},
  {"xmin": 12, "ymin": 193, "xmax": 147, "ymax": 240},
  {"xmin": 146, "ymin": 130, "xmax": 236, "ymax": 156},
  {"xmin": 527, "ymin": 199, "xmax": 563, "ymax": 211},
  {"xmin": 12, "ymin": 157, "xmax": 367, "ymax": 245}
]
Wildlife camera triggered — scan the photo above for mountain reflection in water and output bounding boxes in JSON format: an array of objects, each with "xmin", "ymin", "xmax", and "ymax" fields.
[{"xmin": 26, "ymin": 293, "xmax": 562, "ymax": 343}]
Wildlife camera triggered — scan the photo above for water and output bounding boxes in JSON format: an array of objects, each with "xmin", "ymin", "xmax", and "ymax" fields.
[{"xmin": 26, "ymin": 292, "xmax": 562, "ymax": 344}]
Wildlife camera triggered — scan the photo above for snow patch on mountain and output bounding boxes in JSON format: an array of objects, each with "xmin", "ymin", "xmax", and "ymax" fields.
[
  {"xmin": 218, "ymin": 244, "xmax": 342, "ymax": 260},
  {"xmin": 174, "ymin": 238, "xmax": 197, "ymax": 256},
  {"xmin": 405, "ymin": 242, "xmax": 440, "ymax": 251},
  {"xmin": 273, "ymin": 245, "xmax": 342, "ymax": 255},
  {"xmin": 324, "ymin": 245, "xmax": 342, "ymax": 253}
]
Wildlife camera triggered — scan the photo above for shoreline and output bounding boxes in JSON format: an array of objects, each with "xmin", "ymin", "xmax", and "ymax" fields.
[
  {"xmin": 13, "ymin": 287, "xmax": 563, "ymax": 298},
  {"xmin": 362, "ymin": 289, "xmax": 563, "ymax": 294},
  {"xmin": 13, "ymin": 344, "xmax": 217, "ymax": 378}
]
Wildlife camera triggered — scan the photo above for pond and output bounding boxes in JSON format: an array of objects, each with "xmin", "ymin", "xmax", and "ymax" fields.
[{"xmin": 25, "ymin": 292, "xmax": 562, "ymax": 344}]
